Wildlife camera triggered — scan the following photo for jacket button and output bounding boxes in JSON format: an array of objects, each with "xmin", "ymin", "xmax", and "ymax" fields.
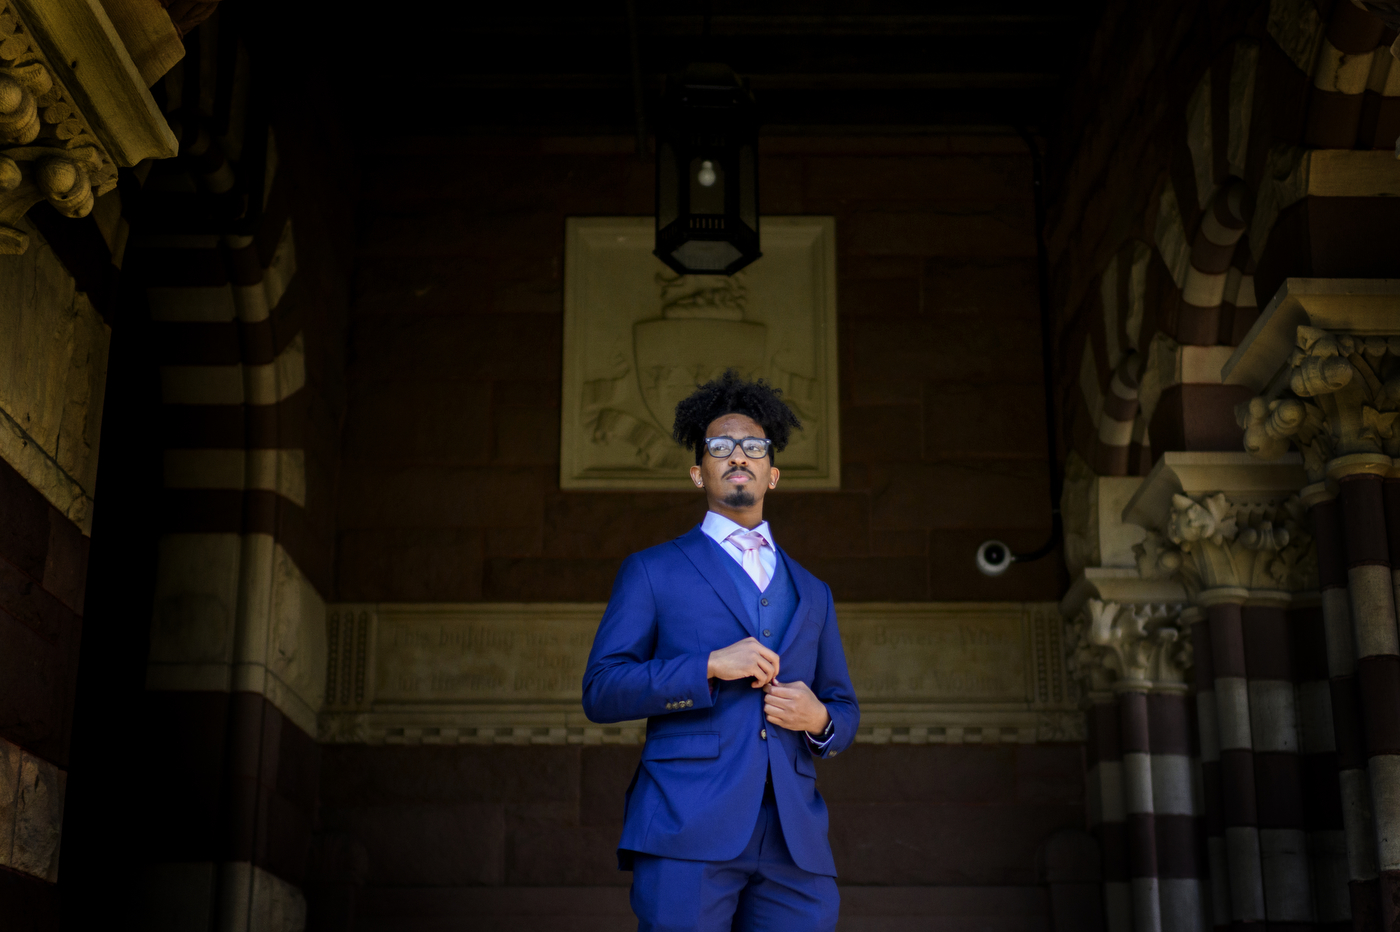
[
  {"xmin": 763, "ymin": 629, "xmax": 771, "ymax": 637},
  {"xmin": 685, "ymin": 699, "xmax": 693, "ymax": 707},
  {"xmin": 761, "ymin": 598, "xmax": 769, "ymax": 606},
  {"xmin": 760, "ymin": 728, "xmax": 767, "ymax": 740}
]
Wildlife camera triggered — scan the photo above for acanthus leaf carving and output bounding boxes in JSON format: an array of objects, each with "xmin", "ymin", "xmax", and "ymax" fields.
[
  {"xmin": 0, "ymin": 3, "xmax": 124, "ymax": 253},
  {"xmin": 1067, "ymin": 599, "xmax": 1190, "ymax": 691},
  {"xmin": 1239, "ymin": 325, "xmax": 1400, "ymax": 480},
  {"xmin": 1133, "ymin": 490, "xmax": 1317, "ymax": 597}
]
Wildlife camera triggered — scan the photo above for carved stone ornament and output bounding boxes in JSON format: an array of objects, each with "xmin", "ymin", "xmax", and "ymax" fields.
[
  {"xmin": 0, "ymin": 1, "xmax": 177, "ymax": 253},
  {"xmin": 1067, "ymin": 598, "xmax": 1191, "ymax": 692},
  {"xmin": 1238, "ymin": 325, "xmax": 1400, "ymax": 481},
  {"xmin": 1133, "ymin": 490, "xmax": 1317, "ymax": 596}
]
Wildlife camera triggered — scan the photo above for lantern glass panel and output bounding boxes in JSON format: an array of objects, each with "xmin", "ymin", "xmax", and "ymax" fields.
[
  {"xmin": 739, "ymin": 144, "xmax": 756, "ymax": 230},
  {"xmin": 671, "ymin": 239, "xmax": 743, "ymax": 273},
  {"xmin": 658, "ymin": 143, "xmax": 678, "ymax": 229},
  {"xmin": 689, "ymin": 157, "xmax": 725, "ymax": 214}
]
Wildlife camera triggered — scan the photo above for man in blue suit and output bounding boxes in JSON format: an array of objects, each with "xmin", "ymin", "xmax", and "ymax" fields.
[{"xmin": 583, "ymin": 371, "xmax": 859, "ymax": 932}]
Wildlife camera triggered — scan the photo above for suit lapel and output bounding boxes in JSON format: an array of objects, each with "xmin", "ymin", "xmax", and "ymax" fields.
[
  {"xmin": 675, "ymin": 526, "xmax": 762, "ymax": 640},
  {"xmin": 774, "ymin": 547, "xmax": 820, "ymax": 658}
]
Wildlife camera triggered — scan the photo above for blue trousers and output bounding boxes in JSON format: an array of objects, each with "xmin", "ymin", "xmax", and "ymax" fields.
[{"xmin": 629, "ymin": 784, "xmax": 839, "ymax": 932}]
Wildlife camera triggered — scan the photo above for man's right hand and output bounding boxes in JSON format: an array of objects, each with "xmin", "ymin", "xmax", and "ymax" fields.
[{"xmin": 707, "ymin": 637, "xmax": 780, "ymax": 688}]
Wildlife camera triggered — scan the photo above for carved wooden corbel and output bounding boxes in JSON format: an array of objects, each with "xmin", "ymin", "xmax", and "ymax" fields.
[{"xmin": 0, "ymin": 0, "xmax": 176, "ymax": 253}]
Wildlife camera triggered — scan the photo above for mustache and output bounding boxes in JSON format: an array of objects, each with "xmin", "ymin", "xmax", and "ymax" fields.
[{"xmin": 723, "ymin": 467, "xmax": 755, "ymax": 479}]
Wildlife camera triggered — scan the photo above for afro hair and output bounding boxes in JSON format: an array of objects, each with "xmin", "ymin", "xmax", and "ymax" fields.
[{"xmin": 672, "ymin": 369, "xmax": 802, "ymax": 465}]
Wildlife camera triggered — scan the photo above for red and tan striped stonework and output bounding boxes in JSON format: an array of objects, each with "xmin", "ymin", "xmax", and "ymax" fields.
[{"xmin": 1069, "ymin": 597, "xmax": 1204, "ymax": 931}]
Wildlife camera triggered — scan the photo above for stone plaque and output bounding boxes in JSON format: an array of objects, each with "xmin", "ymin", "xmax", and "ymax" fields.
[
  {"xmin": 838, "ymin": 604, "xmax": 1027, "ymax": 702},
  {"xmin": 321, "ymin": 602, "xmax": 1080, "ymax": 746},
  {"xmin": 560, "ymin": 217, "xmax": 839, "ymax": 490},
  {"xmin": 373, "ymin": 606, "xmax": 599, "ymax": 703}
]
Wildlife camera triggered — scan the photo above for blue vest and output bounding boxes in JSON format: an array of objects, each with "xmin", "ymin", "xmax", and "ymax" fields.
[{"xmin": 714, "ymin": 539, "xmax": 799, "ymax": 650}]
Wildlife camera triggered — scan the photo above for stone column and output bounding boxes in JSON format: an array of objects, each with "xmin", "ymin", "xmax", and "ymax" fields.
[
  {"xmin": 1241, "ymin": 591, "xmax": 1315, "ymax": 925},
  {"xmin": 1070, "ymin": 597, "xmax": 1202, "ymax": 932},
  {"xmin": 1120, "ymin": 686, "xmax": 1164, "ymax": 932},
  {"xmin": 1309, "ymin": 481, "xmax": 1381, "ymax": 929},
  {"xmin": 1187, "ymin": 606, "xmax": 1230, "ymax": 931},
  {"xmin": 1147, "ymin": 686, "xmax": 1200, "ymax": 932},
  {"xmin": 1226, "ymin": 281, "xmax": 1400, "ymax": 928},
  {"xmin": 1088, "ymin": 694, "xmax": 1134, "ymax": 932},
  {"xmin": 1333, "ymin": 456, "xmax": 1400, "ymax": 926},
  {"xmin": 1200, "ymin": 587, "xmax": 1268, "ymax": 924},
  {"xmin": 1290, "ymin": 596, "xmax": 1353, "ymax": 927},
  {"xmin": 1122, "ymin": 449, "xmax": 1330, "ymax": 927}
]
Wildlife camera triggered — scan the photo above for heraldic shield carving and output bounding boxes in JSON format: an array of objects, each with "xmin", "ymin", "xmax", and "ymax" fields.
[{"xmin": 561, "ymin": 216, "xmax": 839, "ymax": 490}]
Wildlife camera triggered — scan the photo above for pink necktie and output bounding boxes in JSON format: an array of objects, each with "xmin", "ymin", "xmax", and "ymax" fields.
[{"xmin": 727, "ymin": 530, "xmax": 771, "ymax": 592}]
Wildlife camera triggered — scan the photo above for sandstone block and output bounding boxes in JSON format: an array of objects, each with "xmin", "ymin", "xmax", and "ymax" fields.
[
  {"xmin": 848, "ymin": 205, "xmax": 1035, "ymax": 258},
  {"xmin": 335, "ymin": 528, "xmax": 484, "ymax": 603},
  {"xmin": 870, "ymin": 461, "xmax": 1051, "ymax": 530},
  {"xmin": 11, "ymin": 750, "xmax": 65, "ymax": 882},
  {"xmin": 342, "ymin": 381, "xmax": 492, "ymax": 464},
  {"xmin": 922, "ymin": 258, "xmax": 1038, "ymax": 318},
  {"xmin": 483, "ymin": 558, "xmax": 622, "ymax": 602},
  {"xmin": 922, "ymin": 381, "xmax": 1047, "ymax": 460}
]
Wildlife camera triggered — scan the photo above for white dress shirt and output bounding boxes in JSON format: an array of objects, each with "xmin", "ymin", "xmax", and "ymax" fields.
[{"xmin": 701, "ymin": 511, "xmax": 777, "ymax": 581}]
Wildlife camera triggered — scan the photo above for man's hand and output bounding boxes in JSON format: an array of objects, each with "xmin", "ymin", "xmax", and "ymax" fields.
[
  {"xmin": 763, "ymin": 679, "xmax": 831, "ymax": 733},
  {"xmin": 707, "ymin": 637, "xmax": 780, "ymax": 688}
]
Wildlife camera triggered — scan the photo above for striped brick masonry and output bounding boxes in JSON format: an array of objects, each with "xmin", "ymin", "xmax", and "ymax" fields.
[
  {"xmin": 1089, "ymin": 696, "xmax": 1133, "ymax": 932},
  {"xmin": 1201, "ymin": 588, "xmax": 1267, "ymax": 924},
  {"xmin": 1241, "ymin": 592, "xmax": 1317, "ymax": 925},
  {"xmin": 1121, "ymin": 689, "xmax": 1163, "ymax": 932},
  {"xmin": 1120, "ymin": 453, "xmax": 1333, "ymax": 929},
  {"xmin": 1304, "ymin": 1, "xmax": 1400, "ymax": 150},
  {"xmin": 1308, "ymin": 482, "xmax": 1381, "ymax": 931},
  {"xmin": 1189, "ymin": 607, "xmax": 1229, "ymax": 931},
  {"xmin": 1290, "ymin": 594, "xmax": 1352, "ymax": 930},
  {"xmin": 1331, "ymin": 456, "xmax": 1400, "ymax": 928},
  {"xmin": 1147, "ymin": 688, "xmax": 1205, "ymax": 932},
  {"xmin": 1069, "ymin": 598, "xmax": 1199, "ymax": 932},
  {"xmin": 1175, "ymin": 182, "xmax": 1248, "ymax": 348},
  {"xmin": 132, "ymin": 11, "xmax": 332, "ymax": 930}
]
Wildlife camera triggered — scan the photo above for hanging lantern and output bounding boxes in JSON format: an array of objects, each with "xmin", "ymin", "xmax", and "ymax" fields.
[{"xmin": 654, "ymin": 63, "xmax": 760, "ymax": 276}]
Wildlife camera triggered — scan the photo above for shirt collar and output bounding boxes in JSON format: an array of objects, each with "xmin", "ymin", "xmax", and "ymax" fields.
[{"xmin": 701, "ymin": 511, "xmax": 775, "ymax": 550}]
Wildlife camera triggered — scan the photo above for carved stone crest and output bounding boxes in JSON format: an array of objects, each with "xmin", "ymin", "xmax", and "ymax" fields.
[{"xmin": 561, "ymin": 216, "xmax": 839, "ymax": 489}]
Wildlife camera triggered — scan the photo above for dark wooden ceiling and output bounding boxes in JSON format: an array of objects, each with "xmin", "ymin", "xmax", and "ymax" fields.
[{"xmin": 347, "ymin": 2, "xmax": 1102, "ymax": 135}]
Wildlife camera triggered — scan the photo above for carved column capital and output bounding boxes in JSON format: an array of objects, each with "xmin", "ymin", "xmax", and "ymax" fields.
[
  {"xmin": 1133, "ymin": 489, "xmax": 1318, "ymax": 598},
  {"xmin": 0, "ymin": 0, "xmax": 176, "ymax": 252},
  {"xmin": 1226, "ymin": 279, "xmax": 1400, "ymax": 483},
  {"xmin": 1068, "ymin": 598, "xmax": 1192, "ymax": 693}
]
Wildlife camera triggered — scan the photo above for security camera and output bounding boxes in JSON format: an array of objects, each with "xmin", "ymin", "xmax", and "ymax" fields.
[{"xmin": 975, "ymin": 540, "xmax": 1014, "ymax": 577}]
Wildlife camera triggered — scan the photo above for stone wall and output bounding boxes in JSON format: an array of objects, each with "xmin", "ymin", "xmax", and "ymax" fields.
[
  {"xmin": 338, "ymin": 135, "xmax": 1063, "ymax": 605},
  {"xmin": 311, "ymin": 742, "xmax": 1085, "ymax": 931},
  {"xmin": 0, "ymin": 219, "xmax": 109, "ymax": 927}
]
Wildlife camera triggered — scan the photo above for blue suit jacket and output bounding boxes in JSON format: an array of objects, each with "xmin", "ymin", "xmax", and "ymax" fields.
[{"xmin": 582, "ymin": 525, "xmax": 860, "ymax": 877}]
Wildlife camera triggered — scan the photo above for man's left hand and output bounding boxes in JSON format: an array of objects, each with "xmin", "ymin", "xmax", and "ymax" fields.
[{"xmin": 762, "ymin": 679, "xmax": 831, "ymax": 734}]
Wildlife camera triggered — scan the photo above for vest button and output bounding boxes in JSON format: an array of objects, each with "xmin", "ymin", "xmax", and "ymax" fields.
[
  {"xmin": 761, "ymin": 598, "xmax": 769, "ymax": 606},
  {"xmin": 760, "ymin": 728, "xmax": 767, "ymax": 740},
  {"xmin": 763, "ymin": 629, "xmax": 771, "ymax": 637}
]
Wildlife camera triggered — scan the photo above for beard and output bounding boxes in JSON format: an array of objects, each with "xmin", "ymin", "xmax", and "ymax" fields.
[{"xmin": 722, "ymin": 487, "xmax": 755, "ymax": 508}]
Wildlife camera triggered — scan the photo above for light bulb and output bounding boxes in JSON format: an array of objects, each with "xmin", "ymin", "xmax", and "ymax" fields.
[{"xmin": 697, "ymin": 160, "xmax": 716, "ymax": 187}]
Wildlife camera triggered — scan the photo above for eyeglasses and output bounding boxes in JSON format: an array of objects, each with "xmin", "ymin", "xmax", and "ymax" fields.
[{"xmin": 704, "ymin": 436, "xmax": 772, "ymax": 459}]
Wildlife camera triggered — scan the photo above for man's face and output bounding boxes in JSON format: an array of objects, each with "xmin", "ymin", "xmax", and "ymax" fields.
[{"xmin": 689, "ymin": 413, "xmax": 779, "ymax": 511}]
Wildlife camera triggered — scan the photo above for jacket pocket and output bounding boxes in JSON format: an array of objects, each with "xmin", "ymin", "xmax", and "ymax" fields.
[
  {"xmin": 642, "ymin": 732, "xmax": 720, "ymax": 761},
  {"xmin": 793, "ymin": 750, "xmax": 817, "ymax": 778}
]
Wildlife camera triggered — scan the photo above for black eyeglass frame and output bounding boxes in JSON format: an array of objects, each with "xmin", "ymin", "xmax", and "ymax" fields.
[{"xmin": 703, "ymin": 436, "xmax": 773, "ymax": 459}]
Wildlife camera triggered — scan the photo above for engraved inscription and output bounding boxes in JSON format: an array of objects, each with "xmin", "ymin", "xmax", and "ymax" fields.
[
  {"xmin": 374, "ymin": 614, "xmax": 599, "ymax": 702},
  {"xmin": 367, "ymin": 605, "xmax": 1033, "ymax": 706},
  {"xmin": 840, "ymin": 611, "xmax": 1026, "ymax": 701}
]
